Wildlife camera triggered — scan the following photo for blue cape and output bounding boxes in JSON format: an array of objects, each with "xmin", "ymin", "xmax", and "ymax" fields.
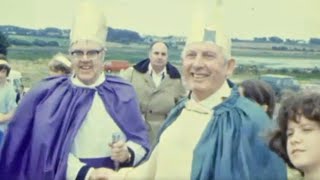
[
  {"xmin": 156, "ymin": 81, "xmax": 286, "ymax": 180},
  {"xmin": 0, "ymin": 75, "xmax": 150, "ymax": 180}
]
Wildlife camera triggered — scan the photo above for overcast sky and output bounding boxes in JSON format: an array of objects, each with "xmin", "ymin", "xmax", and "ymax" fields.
[{"xmin": 0, "ymin": 0, "xmax": 319, "ymax": 40}]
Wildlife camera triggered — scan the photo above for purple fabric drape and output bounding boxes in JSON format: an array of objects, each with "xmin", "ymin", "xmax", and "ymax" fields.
[{"xmin": 0, "ymin": 75, "xmax": 149, "ymax": 180}]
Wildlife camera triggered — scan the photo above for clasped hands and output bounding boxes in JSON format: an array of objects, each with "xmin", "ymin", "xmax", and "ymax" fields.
[{"xmin": 89, "ymin": 140, "xmax": 131, "ymax": 180}]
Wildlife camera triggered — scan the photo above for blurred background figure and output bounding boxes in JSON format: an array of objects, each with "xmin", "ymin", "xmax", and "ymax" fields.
[
  {"xmin": 0, "ymin": 55, "xmax": 24, "ymax": 103},
  {"xmin": 0, "ymin": 59, "xmax": 17, "ymax": 146},
  {"xmin": 120, "ymin": 41, "xmax": 185, "ymax": 145},
  {"xmin": 15, "ymin": 84, "xmax": 26, "ymax": 103},
  {"xmin": 48, "ymin": 53, "xmax": 72, "ymax": 76},
  {"xmin": 239, "ymin": 79, "xmax": 276, "ymax": 118}
]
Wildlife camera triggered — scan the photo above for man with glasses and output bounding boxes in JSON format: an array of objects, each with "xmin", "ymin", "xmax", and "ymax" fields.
[
  {"xmin": 120, "ymin": 41, "xmax": 185, "ymax": 145},
  {"xmin": 0, "ymin": 2, "xmax": 149, "ymax": 180}
]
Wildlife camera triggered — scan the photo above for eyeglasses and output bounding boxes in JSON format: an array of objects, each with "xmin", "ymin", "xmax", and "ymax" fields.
[{"xmin": 70, "ymin": 49, "xmax": 104, "ymax": 59}]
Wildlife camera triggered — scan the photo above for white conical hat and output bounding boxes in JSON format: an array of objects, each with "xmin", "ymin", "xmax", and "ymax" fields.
[
  {"xmin": 70, "ymin": 1, "xmax": 107, "ymax": 46},
  {"xmin": 186, "ymin": 0, "xmax": 231, "ymax": 59}
]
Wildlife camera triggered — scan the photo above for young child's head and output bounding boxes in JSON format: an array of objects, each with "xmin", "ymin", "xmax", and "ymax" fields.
[
  {"xmin": 269, "ymin": 92, "xmax": 320, "ymax": 175},
  {"xmin": 240, "ymin": 79, "xmax": 276, "ymax": 118},
  {"xmin": 48, "ymin": 53, "xmax": 72, "ymax": 76}
]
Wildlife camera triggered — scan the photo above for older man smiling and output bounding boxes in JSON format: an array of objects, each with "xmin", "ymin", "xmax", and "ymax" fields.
[
  {"xmin": 0, "ymin": 2, "xmax": 149, "ymax": 180},
  {"xmin": 102, "ymin": 0, "xmax": 287, "ymax": 179}
]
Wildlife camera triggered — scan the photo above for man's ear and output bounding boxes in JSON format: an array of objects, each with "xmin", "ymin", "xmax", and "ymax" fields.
[{"xmin": 226, "ymin": 58, "xmax": 236, "ymax": 77}]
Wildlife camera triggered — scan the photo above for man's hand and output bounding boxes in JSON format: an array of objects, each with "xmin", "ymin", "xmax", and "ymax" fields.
[
  {"xmin": 0, "ymin": 112, "xmax": 14, "ymax": 123},
  {"xmin": 109, "ymin": 140, "xmax": 131, "ymax": 163},
  {"xmin": 89, "ymin": 168, "xmax": 114, "ymax": 180}
]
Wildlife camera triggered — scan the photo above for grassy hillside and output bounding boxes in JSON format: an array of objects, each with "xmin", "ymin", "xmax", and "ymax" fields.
[
  {"xmin": 7, "ymin": 35, "xmax": 320, "ymax": 61},
  {"xmin": 9, "ymin": 34, "xmax": 69, "ymax": 46}
]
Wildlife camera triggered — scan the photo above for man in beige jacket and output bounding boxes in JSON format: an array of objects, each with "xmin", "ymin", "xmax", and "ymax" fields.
[{"xmin": 120, "ymin": 41, "xmax": 185, "ymax": 145}]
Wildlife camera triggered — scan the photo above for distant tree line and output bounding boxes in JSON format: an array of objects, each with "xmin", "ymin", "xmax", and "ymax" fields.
[
  {"xmin": 1, "ymin": 25, "xmax": 320, "ymax": 47},
  {"xmin": 253, "ymin": 36, "xmax": 320, "ymax": 45},
  {"xmin": 309, "ymin": 38, "xmax": 320, "ymax": 45},
  {"xmin": 253, "ymin": 36, "xmax": 285, "ymax": 43},
  {"xmin": 107, "ymin": 27, "xmax": 143, "ymax": 43},
  {"xmin": 0, "ymin": 25, "xmax": 144, "ymax": 44},
  {"xmin": 0, "ymin": 26, "xmax": 69, "ymax": 38},
  {"xmin": 271, "ymin": 46, "xmax": 315, "ymax": 52},
  {"xmin": 0, "ymin": 31, "xmax": 9, "ymax": 55},
  {"xmin": 235, "ymin": 64, "xmax": 320, "ymax": 76},
  {"xmin": 8, "ymin": 38, "xmax": 59, "ymax": 47}
]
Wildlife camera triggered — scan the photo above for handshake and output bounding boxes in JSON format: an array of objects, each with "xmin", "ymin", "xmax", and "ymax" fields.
[
  {"xmin": 88, "ymin": 168, "xmax": 116, "ymax": 180},
  {"xmin": 89, "ymin": 133, "xmax": 131, "ymax": 180}
]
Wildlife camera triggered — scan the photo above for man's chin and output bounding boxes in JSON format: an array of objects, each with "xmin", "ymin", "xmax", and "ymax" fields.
[
  {"xmin": 189, "ymin": 84, "xmax": 206, "ymax": 92},
  {"xmin": 78, "ymin": 75, "xmax": 96, "ymax": 85},
  {"xmin": 153, "ymin": 63, "xmax": 166, "ymax": 68}
]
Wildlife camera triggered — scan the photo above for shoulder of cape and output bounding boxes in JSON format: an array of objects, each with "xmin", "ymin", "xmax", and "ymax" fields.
[{"xmin": 26, "ymin": 76, "xmax": 69, "ymax": 98}]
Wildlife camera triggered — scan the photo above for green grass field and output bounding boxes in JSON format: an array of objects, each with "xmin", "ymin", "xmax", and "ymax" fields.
[
  {"xmin": 9, "ymin": 34, "xmax": 69, "ymax": 46},
  {"xmin": 7, "ymin": 34, "xmax": 320, "ymax": 60},
  {"xmin": 7, "ymin": 43, "xmax": 183, "ymax": 63}
]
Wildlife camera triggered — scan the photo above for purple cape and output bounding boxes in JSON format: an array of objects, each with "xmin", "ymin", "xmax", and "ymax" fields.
[{"xmin": 0, "ymin": 75, "xmax": 150, "ymax": 180}]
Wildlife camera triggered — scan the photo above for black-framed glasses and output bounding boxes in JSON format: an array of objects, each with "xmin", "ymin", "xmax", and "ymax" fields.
[{"xmin": 70, "ymin": 49, "xmax": 104, "ymax": 59}]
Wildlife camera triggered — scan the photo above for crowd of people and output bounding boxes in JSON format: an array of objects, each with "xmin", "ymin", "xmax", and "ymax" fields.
[{"xmin": 0, "ymin": 1, "xmax": 318, "ymax": 180}]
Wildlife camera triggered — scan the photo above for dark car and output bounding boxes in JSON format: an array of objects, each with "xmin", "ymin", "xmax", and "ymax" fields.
[{"xmin": 259, "ymin": 74, "xmax": 300, "ymax": 98}]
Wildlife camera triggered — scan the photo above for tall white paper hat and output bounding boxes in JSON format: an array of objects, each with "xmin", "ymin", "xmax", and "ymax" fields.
[
  {"xmin": 186, "ymin": 0, "xmax": 231, "ymax": 59},
  {"xmin": 70, "ymin": 1, "xmax": 107, "ymax": 46}
]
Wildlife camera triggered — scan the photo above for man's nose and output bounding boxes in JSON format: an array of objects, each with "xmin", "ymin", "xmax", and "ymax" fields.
[
  {"xmin": 193, "ymin": 55, "xmax": 204, "ymax": 67},
  {"xmin": 80, "ymin": 53, "xmax": 91, "ymax": 61}
]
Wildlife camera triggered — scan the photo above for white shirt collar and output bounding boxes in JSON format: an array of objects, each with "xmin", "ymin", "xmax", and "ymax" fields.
[
  {"xmin": 148, "ymin": 63, "xmax": 166, "ymax": 76},
  {"xmin": 71, "ymin": 73, "xmax": 105, "ymax": 88},
  {"xmin": 189, "ymin": 81, "xmax": 231, "ymax": 111}
]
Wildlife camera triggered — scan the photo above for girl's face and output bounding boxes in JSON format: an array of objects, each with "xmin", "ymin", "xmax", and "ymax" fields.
[{"xmin": 286, "ymin": 116, "xmax": 320, "ymax": 172}]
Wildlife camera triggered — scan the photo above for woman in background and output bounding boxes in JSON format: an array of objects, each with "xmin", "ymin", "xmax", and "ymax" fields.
[{"xmin": 239, "ymin": 79, "xmax": 275, "ymax": 118}]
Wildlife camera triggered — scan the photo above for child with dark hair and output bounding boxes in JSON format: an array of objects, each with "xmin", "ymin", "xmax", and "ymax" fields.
[
  {"xmin": 269, "ymin": 92, "xmax": 320, "ymax": 179},
  {"xmin": 239, "ymin": 79, "xmax": 276, "ymax": 118}
]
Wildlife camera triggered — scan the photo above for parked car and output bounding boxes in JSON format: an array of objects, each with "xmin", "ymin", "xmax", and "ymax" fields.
[
  {"xmin": 259, "ymin": 74, "xmax": 300, "ymax": 98},
  {"xmin": 104, "ymin": 60, "xmax": 130, "ymax": 73}
]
